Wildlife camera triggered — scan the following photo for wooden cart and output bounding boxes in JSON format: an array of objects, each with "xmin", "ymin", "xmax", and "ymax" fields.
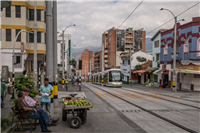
[{"xmin": 62, "ymin": 104, "xmax": 93, "ymax": 129}]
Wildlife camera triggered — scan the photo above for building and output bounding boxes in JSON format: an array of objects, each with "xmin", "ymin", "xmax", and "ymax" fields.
[
  {"xmin": 160, "ymin": 17, "xmax": 200, "ymax": 91},
  {"xmin": 94, "ymin": 51, "xmax": 102, "ymax": 72},
  {"xmin": 120, "ymin": 51, "xmax": 152, "ymax": 84},
  {"xmin": 57, "ymin": 34, "xmax": 71, "ymax": 72},
  {"xmin": 0, "ymin": 1, "xmax": 46, "ymax": 78},
  {"xmin": 81, "ymin": 49, "xmax": 94, "ymax": 77},
  {"xmin": 151, "ymin": 29, "xmax": 167, "ymax": 85}
]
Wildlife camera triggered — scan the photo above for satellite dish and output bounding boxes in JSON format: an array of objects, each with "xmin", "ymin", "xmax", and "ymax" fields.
[{"xmin": 1, "ymin": 1, "xmax": 11, "ymax": 11}]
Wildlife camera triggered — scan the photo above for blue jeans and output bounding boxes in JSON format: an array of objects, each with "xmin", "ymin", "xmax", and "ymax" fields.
[
  {"xmin": 28, "ymin": 109, "xmax": 51, "ymax": 132},
  {"xmin": 41, "ymin": 102, "xmax": 50, "ymax": 115},
  {"xmin": 1, "ymin": 95, "xmax": 4, "ymax": 105},
  {"xmin": 65, "ymin": 83, "xmax": 68, "ymax": 90}
]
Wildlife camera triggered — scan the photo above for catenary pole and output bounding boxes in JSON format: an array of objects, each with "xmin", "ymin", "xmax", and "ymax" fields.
[
  {"xmin": 46, "ymin": 1, "xmax": 54, "ymax": 114},
  {"xmin": 101, "ymin": 43, "xmax": 104, "ymax": 86},
  {"xmin": 34, "ymin": 1, "xmax": 37, "ymax": 87}
]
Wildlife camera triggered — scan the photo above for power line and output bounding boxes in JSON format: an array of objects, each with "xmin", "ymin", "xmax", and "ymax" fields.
[{"xmin": 146, "ymin": 2, "xmax": 200, "ymax": 35}]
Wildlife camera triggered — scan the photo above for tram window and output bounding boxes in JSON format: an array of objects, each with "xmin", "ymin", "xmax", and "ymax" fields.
[
  {"xmin": 112, "ymin": 72, "xmax": 121, "ymax": 81},
  {"xmin": 109, "ymin": 72, "xmax": 112, "ymax": 82}
]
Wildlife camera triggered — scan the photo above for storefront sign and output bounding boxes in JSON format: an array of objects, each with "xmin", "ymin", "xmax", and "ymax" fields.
[
  {"xmin": 21, "ymin": 42, "xmax": 24, "ymax": 53},
  {"xmin": 194, "ymin": 74, "xmax": 200, "ymax": 78}
]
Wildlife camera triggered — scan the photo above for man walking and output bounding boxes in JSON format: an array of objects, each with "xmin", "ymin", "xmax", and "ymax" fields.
[
  {"xmin": 38, "ymin": 78, "xmax": 53, "ymax": 115},
  {"xmin": 64, "ymin": 76, "xmax": 69, "ymax": 90},
  {"xmin": 1, "ymin": 78, "xmax": 7, "ymax": 108}
]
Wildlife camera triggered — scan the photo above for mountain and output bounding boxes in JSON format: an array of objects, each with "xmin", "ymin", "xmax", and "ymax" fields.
[
  {"xmin": 145, "ymin": 38, "xmax": 152, "ymax": 53},
  {"xmin": 72, "ymin": 46, "xmax": 101, "ymax": 60}
]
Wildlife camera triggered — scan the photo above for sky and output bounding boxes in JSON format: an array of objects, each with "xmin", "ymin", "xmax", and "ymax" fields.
[{"xmin": 57, "ymin": 0, "xmax": 199, "ymax": 49}]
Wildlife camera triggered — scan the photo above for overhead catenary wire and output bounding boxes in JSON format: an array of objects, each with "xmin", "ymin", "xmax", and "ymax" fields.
[{"xmin": 146, "ymin": 2, "xmax": 200, "ymax": 35}]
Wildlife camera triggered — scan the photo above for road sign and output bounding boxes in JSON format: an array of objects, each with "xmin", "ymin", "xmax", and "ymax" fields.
[{"xmin": 21, "ymin": 42, "xmax": 24, "ymax": 53}]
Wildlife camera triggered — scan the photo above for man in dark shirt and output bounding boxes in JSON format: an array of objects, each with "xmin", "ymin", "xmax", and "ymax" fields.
[{"xmin": 15, "ymin": 91, "xmax": 51, "ymax": 132}]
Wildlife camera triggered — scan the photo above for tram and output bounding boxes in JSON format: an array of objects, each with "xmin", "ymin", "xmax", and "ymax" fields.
[{"xmin": 92, "ymin": 69, "xmax": 122, "ymax": 87}]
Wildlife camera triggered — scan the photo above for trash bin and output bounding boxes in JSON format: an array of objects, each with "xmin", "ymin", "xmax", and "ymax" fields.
[{"xmin": 8, "ymin": 86, "xmax": 13, "ymax": 94}]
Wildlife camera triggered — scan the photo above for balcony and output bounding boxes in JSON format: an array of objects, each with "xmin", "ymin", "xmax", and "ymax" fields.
[
  {"xmin": 105, "ymin": 60, "xmax": 108, "ymax": 62},
  {"xmin": 104, "ymin": 55, "xmax": 108, "ymax": 58},
  {"xmin": 105, "ymin": 50, "xmax": 108, "ymax": 53}
]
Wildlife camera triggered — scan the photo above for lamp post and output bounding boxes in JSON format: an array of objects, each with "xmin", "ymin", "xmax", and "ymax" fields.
[
  {"xmin": 11, "ymin": 30, "xmax": 33, "ymax": 99},
  {"xmin": 160, "ymin": 8, "xmax": 177, "ymax": 92},
  {"xmin": 60, "ymin": 24, "xmax": 75, "ymax": 88}
]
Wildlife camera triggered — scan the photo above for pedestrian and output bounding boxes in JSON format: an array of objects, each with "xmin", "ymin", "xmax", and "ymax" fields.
[
  {"xmin": 15, "ymin": 91, "xmax": 52, "ymax": 132},
  {"xmin": 76, "ymin": 77, "xmax": 79, "ymax": 86},
  {"xmin": 1, "ymin": 78, "xmax": 7, "ymax": 108},
  {"xmin": 64, "ymin": 76, "xmax": 69, "ymax": 90},
  {"xmin": 71, "ymin": 77, "xmax": 74, "ymax": 86},
  {"xmin": 38, "ymin": 78, "xmax": 53, "ymax": 115}
]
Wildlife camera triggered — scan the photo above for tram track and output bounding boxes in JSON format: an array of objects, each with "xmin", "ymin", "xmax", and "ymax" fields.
[
  {"xmin": 114, "ymin": 87, "xmax": 200, "ymax": 110},
  {"xmin": 84, "ymin": 83, "xmax": 198, "ymax": 133}
]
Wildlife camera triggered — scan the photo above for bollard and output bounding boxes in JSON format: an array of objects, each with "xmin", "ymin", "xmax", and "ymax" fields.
[
  {"xmin": 79, "ymin": 85, "xmax": 81, "ymax": 91},
  {"xmin": 53, "ymin": 83, "xmax": 58, "ymax": 108}
]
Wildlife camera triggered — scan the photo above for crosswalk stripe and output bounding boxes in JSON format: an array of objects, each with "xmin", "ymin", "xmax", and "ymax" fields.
[{"xmin": 95, "ymin": 92, "xmax": 105, "ymax": 98}]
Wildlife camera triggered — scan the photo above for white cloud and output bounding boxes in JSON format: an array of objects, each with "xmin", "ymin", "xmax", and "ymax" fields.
[{"xmin": 57, "ymin": 1, "xmax": 199, "ymax": 48}]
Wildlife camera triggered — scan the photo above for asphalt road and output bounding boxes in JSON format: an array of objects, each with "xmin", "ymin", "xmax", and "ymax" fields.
[{"xmin": 7, "ymin": 83, "xmax": 200, "ymax": 133}]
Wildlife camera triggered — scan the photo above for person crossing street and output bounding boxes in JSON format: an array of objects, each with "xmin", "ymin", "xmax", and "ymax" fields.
[{"xmin": 64, "ymin": 76, "xmax": 69, "ymax": 90}]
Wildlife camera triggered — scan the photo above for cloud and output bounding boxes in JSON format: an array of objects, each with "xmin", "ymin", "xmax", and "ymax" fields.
[{"xmin": 57, "ymin": 1, "xmax": 199, "ymax": 48}]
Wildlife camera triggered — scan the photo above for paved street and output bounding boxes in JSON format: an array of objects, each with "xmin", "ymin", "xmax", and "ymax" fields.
[{"xmin": 5, "ymin": 83, "xmax": 198, "ymax": 133}]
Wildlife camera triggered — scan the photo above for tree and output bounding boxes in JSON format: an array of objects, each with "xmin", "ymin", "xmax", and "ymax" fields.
[
  {"xmin": 135, "ymin": 65, "xmax": 142, "ymax": 70},
  {"xmin": 69, "ymin": 59, "xmax": 76, "ymax": 67}
]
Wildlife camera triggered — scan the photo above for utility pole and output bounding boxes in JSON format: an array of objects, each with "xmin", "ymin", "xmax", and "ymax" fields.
[
  {"xmin": 173, "ymin": 16, "xmax": 177, "ymax": 92},
  {"xmin": 114, "ymin": 53, "xmax": 116, "ymax": 68},
  {"xmin": 34, "ymin": 1, "xmax": 37, "ymax": 87},
  {"xmin": 90, "ymin": 59, "xmax": 91, "ymax": 80},
  {"xmin": 101, "ymin": 43, "xmax": 104, "ymax": 86},
  {"xmin": 129, "ymin": 43, "xmax": 132, "ymax": 86},
  {"xmin": 46, "ymin": 1, "xmax": 54, "ymax": 114},
  {"xmin": 85, "ymin": 65, "xmax": 86, "ymax": 81},
  {"xmin": 53, "ymin": 0, "xmax": 58, "ymax": 108},
  {"xmin": 62, "ymin": 30, "xmax": 65, "ymax": 88}
]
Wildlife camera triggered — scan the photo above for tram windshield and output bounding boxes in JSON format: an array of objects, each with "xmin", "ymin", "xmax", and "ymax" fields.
[{"xmin": 111, "ymin": 71, "xmax": 121, "ymax": 81}]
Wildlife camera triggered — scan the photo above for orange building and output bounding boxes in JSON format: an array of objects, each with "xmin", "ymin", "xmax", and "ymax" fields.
[{"xmin": 81, "ymin": 49, "xmax": 94, "ymax": 76}]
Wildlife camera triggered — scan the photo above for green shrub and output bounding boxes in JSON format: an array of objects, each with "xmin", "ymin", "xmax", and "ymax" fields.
[{"xmin": 1, "ymin": 113, "xmax": 12, "ymax": 132}]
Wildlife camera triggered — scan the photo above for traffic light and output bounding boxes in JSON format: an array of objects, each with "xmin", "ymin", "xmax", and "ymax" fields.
[
  {"xmin": 41, "ymin": 64, "xmax": 44, "ymax": 69},
  {"xmin": 79, "ymin": 60, "xmax": 82, "ymax": 70}
]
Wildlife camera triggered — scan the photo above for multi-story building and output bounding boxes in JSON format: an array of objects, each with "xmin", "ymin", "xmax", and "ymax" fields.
[
  {"xmin": 81, "ymin": 49, "xmax": 94, "ymax": 77},
  {"xmin": 94, "ymin": 51, "xmax": 102, "ymax": 72},
  {"xmin": 160, "ymin": 17, "xmax": 200, "ymax": 91},
  {"xmin": 1, "ymin": 1, "xmax": 46, "ymax": 78},
  {"xmin": 151, "ymin": 29, "xmax": 167, "ymax": 85},
  {"xmin": 124, "ymin": 28, "xmax": 134, "ymax": 53},
  {"xmin": 57, "ymin": 34, "xmax": 71, "ymax": 72}
]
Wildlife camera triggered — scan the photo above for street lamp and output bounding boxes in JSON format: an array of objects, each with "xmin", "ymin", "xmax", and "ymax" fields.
[
  {"xmin": 160, "ymin": 8, "xmax": 177, "ymax": 92},
  {"xmin": 60, "ymin": 24, "xmax": 75, "ymax": 88},
  {"xmin": 11, "ymin": 30, "xmax": 34, "ymax": 99}
]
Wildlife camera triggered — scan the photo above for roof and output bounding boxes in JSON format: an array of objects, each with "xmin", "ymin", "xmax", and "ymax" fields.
[
  {"xmin": 151, "ymin": 29, "xmax": 168, "ymax": 41},
  {"xmin": 141, "ymin": 60, "xmax": 152, "ymax": 70}
]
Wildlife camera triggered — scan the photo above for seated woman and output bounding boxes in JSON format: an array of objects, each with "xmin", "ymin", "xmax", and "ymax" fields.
[{"xmin": 15, "ymin": 91, "xmax": 52, "ymax": 132}]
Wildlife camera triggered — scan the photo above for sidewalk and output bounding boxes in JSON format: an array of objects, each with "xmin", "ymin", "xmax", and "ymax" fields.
[{"xmin": 122, "ymin": 84, "xmax": 200, "ymax": 102}]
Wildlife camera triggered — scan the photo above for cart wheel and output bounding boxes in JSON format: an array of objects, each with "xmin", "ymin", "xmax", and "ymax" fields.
[
  {"xmin": 69, "ymin": 116, "xmax": 81, "ymax": 129},
  {"xmin": 79, "ymin": 110, "xmax": 87, "ymax": 125}
]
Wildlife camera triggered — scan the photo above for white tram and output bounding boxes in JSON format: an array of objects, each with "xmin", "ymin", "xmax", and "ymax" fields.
[{"xmin": 92, "ymin": 69, "xmax": 122, "ymax": 87}]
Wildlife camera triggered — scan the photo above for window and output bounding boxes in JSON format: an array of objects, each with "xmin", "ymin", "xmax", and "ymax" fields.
[
  {"xmin": 29, "ymin": 33, "xmax": 34, "ymax": 43},
  {"xmin": 15, "ymin": 6, "xmax": 21, "ymax": 18},
  {"xmin": 26, "ymin": 32, "xmax": 28, "ymax": 43},
  {"xmin": 37, "ymin": 32, "xmax": 41, "ymax": 43},
  {"xmin": 156, "ymin": 54, "xmax": 160, "ymax": 62},
  {"xmin": 44, "ymin": 12, "xmax": 46, "ymax": 22},
  {"xmin": 128, "ymin": 60, "xmax": 130, "ymax": 65},
  {"xmin": 26, "ymin": 7, "xmax": 28, "ymax": 19},
  {"xmin": 123, "ymin": 60, "xmax": 124, "ymax": 65},
  {"xmin": 184, "ymin": 38, "xmax": 189, "ymax": 53},
  {"xmin": 154, "ymin": 75, "xmax": 158, "ymax": 82},
  {"xmin": 164, "ymin": 44, "xmax": 168, "ymax": 55},
  {"xmin": 109, "ymin": 43, "xmax": 111, "ymax": 46},
  {"xmin": 109, "ymin": 38, "xmax": 111, "ymax": 41},
  {"xmin": 5, "ymin": 6, "xmax": 11, "ymax": 17},
  {"xmin": 109, "ymin": 48, "xmax": 111, "ymax": 50},
  {"xmin": 16, "ymin": 29, "xmax": 21, "ymax": 42},
  {"xmin": 154, "ymin": 40, "xmax": 159, "ymax": 48},
  {"xmin": 6, "ymin": 29, "xmax": 11, "ymax": 41},
  {"xmin": 29, "ymin": 9, "xmax": 34, "ymax": 20},
  {"xmin": 14, "ymin": 54, "xmax": 22, "ymax": 68},
  {"xmin": 37, "ymin": 10, "xmax": 41, "ymax": 21}
]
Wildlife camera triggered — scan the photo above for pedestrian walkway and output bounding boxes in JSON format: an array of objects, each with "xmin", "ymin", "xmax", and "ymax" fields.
[{"xmin": 123, "ymin": 84, "xmax": 200, "ymax": 102}]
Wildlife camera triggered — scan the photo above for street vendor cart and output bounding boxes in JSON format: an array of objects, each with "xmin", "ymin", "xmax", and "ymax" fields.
[{"xmin": 62, "ymin": 94, "xmax": 93, "ymax": 129}]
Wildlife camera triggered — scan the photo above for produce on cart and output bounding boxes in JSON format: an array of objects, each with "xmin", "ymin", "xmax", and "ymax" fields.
[{"xmin": 62, "ymin": 95, "xmax": 93, "ymax": 129}]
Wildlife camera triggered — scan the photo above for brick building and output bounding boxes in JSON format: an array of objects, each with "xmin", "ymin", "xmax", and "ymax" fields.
[{"xmin": 81, "ymin": 49, "xmax": 94, "ymax": 77}]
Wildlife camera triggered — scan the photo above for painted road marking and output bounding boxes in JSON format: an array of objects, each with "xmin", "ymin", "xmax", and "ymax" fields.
[{"xmin": 95, "ymin": 91, "xmax": 181, "ymax": 100}]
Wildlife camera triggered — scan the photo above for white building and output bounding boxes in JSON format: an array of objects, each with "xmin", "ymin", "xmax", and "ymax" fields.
[
  {"xmin": 57, "ymin": 34, "xmax": 71, "ymax": 72},
  {"xmin": 120, "ymin": 51, "xmax": 152, "ymax": 84},
  {"xmin": 0, "ymin": 1, "xmax": 46, "ymax": 79}
]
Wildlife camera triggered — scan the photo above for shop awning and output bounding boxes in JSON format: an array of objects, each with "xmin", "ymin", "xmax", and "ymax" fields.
[
  {"xmin": 146, "ymin": 67, "xmax": 159, "ymax": 73},
  {"xmin": 153, "ymin": 69, "xmax": 165, "ymax": 75},
  {"xmin": 25, "ymin": 54, "xmax": 45, "ymax": 62},
  {"xmin": 133, "ymin": 70, "xmax": 146, "ymax": 75},
  {"xmin": 170, "ymin": 65, "xmax": 200, "ymax": 74}
]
